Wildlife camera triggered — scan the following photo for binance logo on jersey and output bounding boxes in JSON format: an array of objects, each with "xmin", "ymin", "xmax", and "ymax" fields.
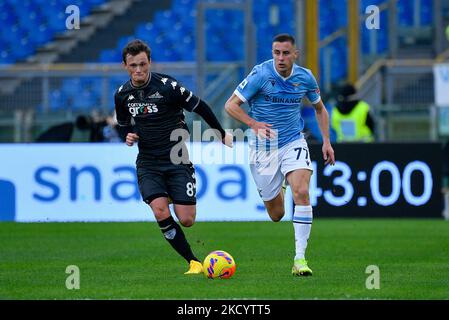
[
  {"xmin": 128, "ymin": 103, "xmax": 159, "ymax": 117},
  {"xmin": 264, "ymin": 95, "xmax": 301, "ymax": 104}
]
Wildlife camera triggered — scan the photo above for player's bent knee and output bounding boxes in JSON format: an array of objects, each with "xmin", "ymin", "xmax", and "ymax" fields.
[
  {"xmin": 174, "ymin": 205, "xmax": 196, "ymax": 227},
  {"xmin": 149, "ymin": 201, "xmax": 171, "ymax": 220},
  {"xmin": 292, "ymin": 188, "xmax": 310, "ymax": 204},
  {"xmin": 267, "ymin": 209, "xmax": 285, "ymax": 222},
  {"xmin": 270, "ymin": 215, "xmax": 283, "ymax": 222},
  {"xmin": 152, "ymin": 207, "xmax": 171, "ymax": 221},
  {"xmin": 178, "ymin": 216, "xmax": 195, "ymax": 227}
]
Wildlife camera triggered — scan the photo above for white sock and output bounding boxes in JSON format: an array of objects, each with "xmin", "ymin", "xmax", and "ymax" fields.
[{"xmin": 293, "ymin": 205, "xmax": 313, "ymax": 260}]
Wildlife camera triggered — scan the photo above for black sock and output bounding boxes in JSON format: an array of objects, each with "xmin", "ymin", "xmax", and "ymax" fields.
[{"xmin": 157, "ymin": 216, "xmax": 199, "ymax": 263}]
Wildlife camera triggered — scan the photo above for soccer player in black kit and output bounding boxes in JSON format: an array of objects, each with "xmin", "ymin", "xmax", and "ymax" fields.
[{"xmin": 115, "ymin": 39, "xmax": 233, "ymax": 274}]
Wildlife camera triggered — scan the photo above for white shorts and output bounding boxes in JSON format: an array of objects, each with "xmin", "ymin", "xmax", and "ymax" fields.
[{"xmin": 249, "ymin": 138, "xmax": 313, "ymax": 201}]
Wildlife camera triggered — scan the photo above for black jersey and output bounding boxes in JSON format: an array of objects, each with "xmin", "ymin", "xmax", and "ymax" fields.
[{"xmin": 114, "ymin": 72, "xmax": 200, "ymax": 159}]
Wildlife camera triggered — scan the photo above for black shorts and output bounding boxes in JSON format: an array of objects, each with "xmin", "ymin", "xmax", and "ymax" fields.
[{"xmin": 136, "ymin": 158, "xmax": 196, "ymax": 205}]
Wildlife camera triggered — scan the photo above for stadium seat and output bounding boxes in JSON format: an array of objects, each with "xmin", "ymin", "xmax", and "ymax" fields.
[
  {"xmin": 49, "ymin": 89, "xmax": 67, "ymax": 110},
  {"xmin": 0, "ymin": 50, "xmax": 15, "ymax": 63},
  {"xmin": 95, "ymin": 0, "xmax": 300, "ymax": 67},
  {"xmin": 99, "ymin": 49, "xmax": 122, "ymax": 63},
  {"xmin": 420, "ymin": 0, "xmax": 433, "ymax": 26},
  {"xmin": 0, "ymin": 0, "xmax": 107, "ymax": 63},
  {"xmin": 31, "ymin": 0, "xmax": 434, "ymax": 113},
  {"xmin": 70, "ymin": 89, "xmax": 96, "ymax": 110},
  {"xmin": 398, "ymin": 0, "xmax": 414, "ymax": 26}
]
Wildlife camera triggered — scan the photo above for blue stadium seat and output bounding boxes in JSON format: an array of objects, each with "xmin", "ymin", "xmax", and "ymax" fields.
[
  {"xmin": 174, "ymin": 35, "xmax": 195, "ymax": 61},
  {"xmin": 49, "ymin": 89, "xmax": 67, "ymax": 110},
  {"xmin": 0, "ymin": 50, "xmax": 15, "ymax": 64},
  {"xmin": 102, "ymin": 0, "xmax": 256, "ymax": 65},
  {"xmin": 397, "ymin": 0, "xmax": 414, "ymax": 26},
  {"xmin": 135, "ymin": 22, "xmax": 159, "ymax": 40},
  {"xmin": 99, "ymin": 49, "xmax": 121, "ymax": 63},
  {"xmin": 39, "ymin": 0, "xmax": 435, "ymax": 113},
  {"xmin": 153, "ymin": 10, "xmax": 176, "ymax": 31},
  {"xmin": 0, "ymin": 0, "xmax": 107, "ymax": 64},
  {"xmin": 3, "ymin": 26, "xmax": 24, "ymax": 46},
  {"xmin": 68, "ymin": 88, "xmax": 97, "ymax": 110},
  {"xmin": 0, "ymin": 11, "xmax": 16, "ymax": 26},
  {"xmin": 117, "ymin": 36, "xmax": 136, "ymax": 52},
  {"xmin": 420, "ymin": 0, "xmax": 433, "ymax": 25},
  {"xmin": 29, "ymin": 25, "xmax": 53, "ymax": 46},
  {"xmin": 62, "ymin": 78, "xmax": 82, "ymax": 97},
  {"xmin": 0, "ymin": 0, "xmax": 109, "ymax": 111}
]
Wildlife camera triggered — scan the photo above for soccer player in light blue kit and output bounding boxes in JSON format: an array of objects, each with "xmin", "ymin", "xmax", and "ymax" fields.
[{"xmin": 225, "ymin": 34, "xmax": 335, "ymax": 276}]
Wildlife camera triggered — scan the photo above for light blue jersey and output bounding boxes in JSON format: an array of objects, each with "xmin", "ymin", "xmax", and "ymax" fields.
[{"xmin": 234, "ymin": 59, "xmax": 321, "ymax": 148}]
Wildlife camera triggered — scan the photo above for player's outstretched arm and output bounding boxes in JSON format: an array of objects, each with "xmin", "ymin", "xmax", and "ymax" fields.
[
  {"xmin": 194, "ymin": 99, "xmax": 233, "ymax": 148},
  {"xmin": 313, "ymin": 100, "xmax": 335, "ymax": 165},
  {"xmin": 224, "ymin": 94, "xmax": 276, "ymax": 139}
]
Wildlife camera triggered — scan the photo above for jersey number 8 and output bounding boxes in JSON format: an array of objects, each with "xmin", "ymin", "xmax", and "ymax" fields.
[{"xmin": 186, "ymin": 182, "xmax": 196, "ymax": 197}]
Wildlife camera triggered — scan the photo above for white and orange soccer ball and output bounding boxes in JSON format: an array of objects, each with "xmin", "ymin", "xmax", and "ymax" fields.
[{"xmin": 203, "ymin": 250, "xmax": 236, "ymax": 279}]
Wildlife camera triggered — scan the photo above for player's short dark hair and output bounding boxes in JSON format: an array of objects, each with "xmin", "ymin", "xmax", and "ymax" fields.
[
  {"xmin": 272, "ymin": 33, "xmax": 296, "ymax": 46},
  {"xmin": 122, "ymin": 39, "xmax": 151, "ymax": 64}
]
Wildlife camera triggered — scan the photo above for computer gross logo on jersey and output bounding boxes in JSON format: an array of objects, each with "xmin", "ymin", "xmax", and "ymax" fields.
[
  {"xmin": 264, "ymin": 95, "xmax": 301, "ymax": 104},
  {"xmin": 127, "ymin": 102, "xmax": 159, "ymax": 117}
]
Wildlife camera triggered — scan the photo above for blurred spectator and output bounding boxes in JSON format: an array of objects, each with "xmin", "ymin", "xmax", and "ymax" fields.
[
  {"xmin": 36, "ymin": 114, "xmax": 121, "ymax": 143},
  {"xmin": 331, "ymin": 83, "xmax": 375, "ymax": 142},
  {"xmin": 102, "ymin": 115, "xmax": 122, "ymax": 142},
  {"xmin": 35, "ymin": 122, "xmax": 74, "ymax": 142},
  {"xmin": 76, "ymin": 114, "xmax": 121, "ymax": 142}
]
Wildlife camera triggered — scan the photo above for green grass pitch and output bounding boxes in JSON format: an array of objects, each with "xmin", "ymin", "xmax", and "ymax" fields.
[{"xmin": 1, "ymin": 219, "xmax": 448, "ymax": 299}]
